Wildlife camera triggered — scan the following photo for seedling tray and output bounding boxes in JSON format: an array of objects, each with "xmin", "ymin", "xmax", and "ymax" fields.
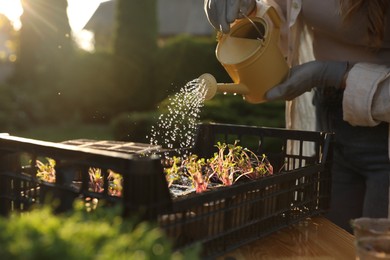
[{"xmin": 0, "ymin": 123, "xmax": 333, "ymax": 259}]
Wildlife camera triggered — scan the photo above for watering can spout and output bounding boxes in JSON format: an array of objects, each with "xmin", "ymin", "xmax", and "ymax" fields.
[{"xmin": 199, "ymin": 73, "xmax": 250, "ymax": 101}]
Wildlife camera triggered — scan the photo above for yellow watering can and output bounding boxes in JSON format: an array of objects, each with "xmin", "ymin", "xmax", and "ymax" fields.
[{"xmin": 200, "ymin": 5, "xmax": 289, "ymax": 103}]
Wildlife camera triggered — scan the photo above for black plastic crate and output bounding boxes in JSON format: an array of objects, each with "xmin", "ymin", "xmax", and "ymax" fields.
[
  {"xmin": 0, "ymin": 123, "xmax": 333, "ymax": 259},
  {"xmin": 0, "ymin": 134, "xmax": 171, "ymax": 218},
  {"xmin": 158, "ymin": 123, "xmax": 333, "ymax": 258}
]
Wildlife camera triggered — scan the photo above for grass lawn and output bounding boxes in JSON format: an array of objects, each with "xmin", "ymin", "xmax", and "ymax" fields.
[{"xmin": 10, "ymin": 123, "xmax": 114, "ymax": 142}]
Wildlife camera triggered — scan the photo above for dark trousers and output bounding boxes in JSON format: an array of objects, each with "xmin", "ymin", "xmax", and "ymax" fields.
[{"xmin": 314, "ymin": 88, "xmax": 390, "ymax": 233}]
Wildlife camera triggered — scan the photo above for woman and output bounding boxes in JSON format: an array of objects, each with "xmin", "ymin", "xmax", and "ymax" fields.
[{"xmin": 204, "ymin": 0, "xmax": 390, "ymax": 233}]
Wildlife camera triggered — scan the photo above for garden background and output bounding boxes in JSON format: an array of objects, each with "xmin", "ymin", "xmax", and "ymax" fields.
[{"xmin": 0, "ymin": 0, "xmax": 285, "ymax": 143}]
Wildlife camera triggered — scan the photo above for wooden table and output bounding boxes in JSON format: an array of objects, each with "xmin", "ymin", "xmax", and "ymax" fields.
[{"xmin": 219, "ymin": 217, "xmax": 356, "ymax": 260}]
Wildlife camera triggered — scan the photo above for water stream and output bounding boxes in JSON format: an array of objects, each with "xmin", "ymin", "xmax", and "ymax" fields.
[{"xmin": 148, "ymin": 78, "xmax": 207, "ymax": 152}]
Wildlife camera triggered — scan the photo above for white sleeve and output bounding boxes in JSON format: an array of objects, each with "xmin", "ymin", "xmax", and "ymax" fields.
[
  {"xmin": 372, "ymin": 77, "xmax": 390, "ymax": 123},
  {"xmin": 343, "ymin": 63, "xmax": 390, "ymax": 126}
]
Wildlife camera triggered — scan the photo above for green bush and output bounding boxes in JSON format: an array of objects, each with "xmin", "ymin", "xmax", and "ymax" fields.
[
  {"xmin": 0, "ymin": 203, "xmax": 200, "ymax": 259},
  {"xmin": 11, "ymin": 51, "xmax": 117, "ymax": 125},
  {"xmin": 0, "ymin": 83, "xmax": 31, "ymax": 132},
  {"xmin": 60, "ymin": 51, "xmax": 116, "ymax": 123},
  {"xmin": 113, "ymin": 0, "xmax": 158, "ymax": 112},
  {"xmin": 201, "ymin": 94, "xmax": 286, "ymax": 128},
  {"xmin": 110, "ymin": 111, "xmax": 159, "ymax": 142},
  {"xmin": 157, "ymin": 93, "xmax": 285, "ymax": 128},
  {"xmin": 153, "ymin": 35, "xmax": 231, "ymax": 103}
]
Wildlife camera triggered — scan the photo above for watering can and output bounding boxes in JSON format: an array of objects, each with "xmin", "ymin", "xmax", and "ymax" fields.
[{"xmin": 200, "ymin": 5, "xmax": 289, "ymax": 103}]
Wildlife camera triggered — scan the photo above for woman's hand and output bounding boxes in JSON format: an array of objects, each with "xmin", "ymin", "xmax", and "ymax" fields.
[
  {"xmin": 204, "ymin": 0, "xmax": 256, "ymax": 33},
  {"xmin": 265, "ymin": 61, "xmax": 349, "ymax": 101}
]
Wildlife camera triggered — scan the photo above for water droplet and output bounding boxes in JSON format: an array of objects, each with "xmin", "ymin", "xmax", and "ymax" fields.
[{"xmin": 148, "ymin": 78, "xmax": 206, "ymax": 155}]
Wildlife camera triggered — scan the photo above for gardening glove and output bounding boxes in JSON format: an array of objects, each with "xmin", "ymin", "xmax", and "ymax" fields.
[
  {"xmin": 204, "ymin": 0, "xmax": 256, "ymax": 33},
  {"xmin": 265, "ymin": 60, "xmax": 349, "ymax": 101}
]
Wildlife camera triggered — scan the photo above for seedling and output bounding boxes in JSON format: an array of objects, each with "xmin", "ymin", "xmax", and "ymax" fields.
[{"xmin": 164, "ymin": 141, "xmax": 273, "ymax": 193}]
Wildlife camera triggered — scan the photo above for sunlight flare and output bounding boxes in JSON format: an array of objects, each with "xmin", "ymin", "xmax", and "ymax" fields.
[{"xmin": 0, "ymin": 0, "xmax": 23, "ymax": 29}]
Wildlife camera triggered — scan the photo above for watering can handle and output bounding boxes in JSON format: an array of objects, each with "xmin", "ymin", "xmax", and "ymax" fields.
[{"xmin": 257, "ymin": 4, "xmax": 282, "ymax": 29}]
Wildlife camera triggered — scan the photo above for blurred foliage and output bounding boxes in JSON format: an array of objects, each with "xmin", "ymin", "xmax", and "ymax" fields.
[
  {"xmin": 110, "ymin": 111, "xmax": 159, "ymax": 142},
  {"xmin": 12, "ymin": 123, "xmax": 113, "ymax": 142},
  {"xmin": 157, "ymin": 92, "xmax": 285, "ymax": 128},
  {"xmin": 0, "ymin": 203, "xmax": 200, "ymax": 259},
  {"xmin": 9, "ymin": 0, "xmax": 76, "ymax": 125},
  {"xmin": 60, "ymin": 51, "xmax": 116, "ymax": 123},
  {"xmin": 0, "ymin": 83, "xmax": 30, "ymax": 132},
  {"xmin": 3, "ymin": 1, "xmax": 286, "ymax": 140},
  {"xmin": 113, "ymin": 0, "xmax": 158, "ymax": 112},
  {"xmin": 15, "ymin": 0, "xmax": 73, "ymax": 84},
  {"xmin": 0, "ymin": 14, "xmax": 18, "ymax": 62},
  {"xmin": 7, "ymin": 50, "xmax": 116, "ymax": 125},
  {"xmin": 153, "ymin": 35, "xmax": 231, "ymax": 103},
  {"xmin": 202, "ymin": 94, "xmax": 285, "ymax": 128}
]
